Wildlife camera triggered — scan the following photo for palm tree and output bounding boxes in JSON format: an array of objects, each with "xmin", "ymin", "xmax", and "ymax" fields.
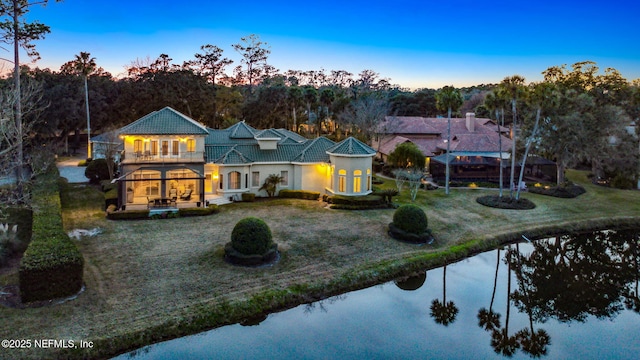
[
  {"xmin": 484, "ymin": 89, "xmax": 510, "ymax": 197},
  {"xmin": 430, "ymin": 264, "xmax": 459, "ymax": 326},
  {"xmin": 478, "ymin": 248, "xmax": 502, "ymax": 331},
  {"xmin": 500, "ymin": 76, "xmax": 526, "ymax": 198},
  {"xmin": 259, "ymin": 174, "xmax": 284, "ymax": 197},
  {"xmin": 435, "ymin": 86, "xmax": 463, "ymax": 195},
  {"xmin": 71, "ymin": 52, "xmax": 97, "ymax": 159},
  {"xmin": 490, "ymin": 244, "xmax": 520, "ymax": 356}
]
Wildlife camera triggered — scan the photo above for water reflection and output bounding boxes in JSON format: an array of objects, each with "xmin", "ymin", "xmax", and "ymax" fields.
[
  {"xmin": 116, "ymin": 229, "xmax": 639, "ymax": 360},
  {"xmin": 430, "ymin": 264, "xmax": 459, "ymax": 326},
  {"xmin": 394, "ymin": 272, "xmax": 427, "ymax": 291},
  {"xmin": 477, "ymin": 229, "xmax": 640, "ymax": 358}
]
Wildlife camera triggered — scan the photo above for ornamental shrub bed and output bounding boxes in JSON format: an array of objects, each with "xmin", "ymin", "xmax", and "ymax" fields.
[
  {"xmin": 476, "ymin": 195, "xmax": 536, "ymax": 210},
  {"xmin": 19, "ymin": 167, "xmax": 84, "ymax": 303},
  {"xmin": 225, "ymin": 217, "xmax": 279, "ymax": 266},
  {"xmin": 279, "ymin": 189, "xmax": 321, "ymax": 200},
  {"xmin": 529, "ymin": 184, "xmax": 586, "ymax": 198}
]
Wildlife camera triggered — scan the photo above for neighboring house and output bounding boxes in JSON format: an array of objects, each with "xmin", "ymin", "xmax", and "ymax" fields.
[
  {"xmin": 106, "ymin": 107, "xmax": 376, "ymax": 210},
  {"xmin": 90, "ymin": 130, "xmax": 124, "ymax": 162},
  {"xmin": 374, "ymin": 113, "xmax": 556, "ymax": 184}
]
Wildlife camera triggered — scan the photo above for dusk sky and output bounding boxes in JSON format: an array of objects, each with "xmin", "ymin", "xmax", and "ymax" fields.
[{"xmin": 12, "ymin": 0, "xmax": 640, "ymax": 89}]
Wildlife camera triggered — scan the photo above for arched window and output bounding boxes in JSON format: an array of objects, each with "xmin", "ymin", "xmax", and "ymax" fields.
[
  {"xmin": 353, "ymin": 170, "xmax": 362, "ymax": 193},
  {"xmin": 338, "ymin": 169, "xmax": 346, "ymax": 192},
  {"xmin": 229, "ymin": 171, "xmax": 241, "ymax": 189}
]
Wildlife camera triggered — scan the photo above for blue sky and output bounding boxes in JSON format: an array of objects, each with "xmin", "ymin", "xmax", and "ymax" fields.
[{"xmin": 13, "ymin": 0, "xmax": 640, "ymax": 89}]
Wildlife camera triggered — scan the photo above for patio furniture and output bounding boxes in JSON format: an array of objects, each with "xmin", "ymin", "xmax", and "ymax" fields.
[
  {"xmin": 147, "ymin": 197, "xmax": 154, "ymax": 209},
  {"xmin": 180, "ymin": 188, "xmax": 192, "ymax": 200},
  {"xmin": 169, "ymin": 188, "xmax": 177, "ymax": 198}
]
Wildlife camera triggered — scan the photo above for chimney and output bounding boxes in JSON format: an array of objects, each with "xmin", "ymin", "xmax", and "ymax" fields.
[{"xmin": 465, "ymin": 112, "xmax": 475, "ymax": 132}]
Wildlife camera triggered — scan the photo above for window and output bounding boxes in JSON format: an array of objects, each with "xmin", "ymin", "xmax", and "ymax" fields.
[
  {"xmin": 280, "ymin": 171, "xmax": 289, "ymax": 186},
  {"xmin": 172, "ymin": 140, "xmax": 179, "ymax": 156},
  {"xmin": 162, "ymin": 141, "xmax": 169, "ymax": 156},
  {"xmin": 229, "ymin": 171, "xmax": 241, "ymax": 189},
  {"xmin": 134, "ymin": 139, "xmax": 142, "ymax": 154},
  {"xmin": 151, "ymin": 141, "xmax": 158, "ymax": 156},
  {"xmin": 219, "ymin": 174, "xmax": 223, "ymax": 190},
  {"xmin": 354, "ymin": 170, "xmax": 362, "ymax": 193},
  {"xmin": 367, "ymin": 169, "xmax": 372, "ymax": 191},
  {"xmin": 252, "ymin": 172, "xmax": 260, "ymax": 187},
  {"xmin": 187, "ymin": 139, "xmax": 196, "ymax": 152},
  {"xmin": 338, "ymin": 169, "xmax": 346, "ymax": 192}
]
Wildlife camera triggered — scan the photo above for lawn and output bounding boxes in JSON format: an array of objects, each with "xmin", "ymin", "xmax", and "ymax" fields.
[{"xmin": 1, "ymin": 170, "xmax": 639, "ymax": 359}]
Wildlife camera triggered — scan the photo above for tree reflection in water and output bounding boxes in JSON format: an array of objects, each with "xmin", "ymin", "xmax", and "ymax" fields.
[
  {"xmin": 478, "ymin": 229, "xmax": 639, "ymax": 358},
  {"xmin": 430, "ymin": 264, "xmax": 459, "ymax": 326}
]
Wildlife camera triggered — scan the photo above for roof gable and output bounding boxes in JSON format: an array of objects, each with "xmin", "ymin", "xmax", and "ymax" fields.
[
  {"xmin": 119, "ymin": 107, "xmax": 208, "ymax": 135},
  {"xmin": 327, "ymin": 137, "xmax": 376, "ymax": 156},
  {"xmin": 227, "ymin": 121, "xmax": 257, "ymax": 139}
]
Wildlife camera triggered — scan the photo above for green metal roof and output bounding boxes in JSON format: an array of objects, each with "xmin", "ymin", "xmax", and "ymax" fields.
[
  {"xmin": 228, "ymin": 121, "xmax": 257, "ymax": 139},
  {"xmin": 326, "ymin": 137, "xmax": 376, "ymax": 156},
  {"xmin": 119, "ymin": 107, "xmax": 208, "ymax": 135},
  {"xmin": 255, "ymin": 128, "xmax": 282, "ymax": 140}
]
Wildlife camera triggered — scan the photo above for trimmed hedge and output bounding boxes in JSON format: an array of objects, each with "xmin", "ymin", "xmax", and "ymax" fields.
[
  {"xmin": 106, "ymin": 209, "xmax": 150, "ymax": 220},
  {"xmin": 241, "ymin": 193, "xmax": 256, "ymax": 202},
  {"xmin": 325, "ymin": 194, "xmax": 384, "ymax": 206},
  {"xmin": 105, "ymin": 188, "xmax": 118, "ymax": 209},
  {"xmin": 178, "ymin": 205, "xmax": 219, "ymax": 217},
  {"xmin": 278, "ymin": 189, "xmax": 321, "ymax": 200},
  {"xmin": 19, "ymin": 167, "xmax": 84, "ymax": 303}
]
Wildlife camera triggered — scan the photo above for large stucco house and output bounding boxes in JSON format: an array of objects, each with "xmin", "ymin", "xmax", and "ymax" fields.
[
  {"xmin": 102, "ymin": 107, "xmax": 376, "ymax": 210},
  {"xmin": 373, "ymin": 113, "xmax": 556, "ymax": 184}
]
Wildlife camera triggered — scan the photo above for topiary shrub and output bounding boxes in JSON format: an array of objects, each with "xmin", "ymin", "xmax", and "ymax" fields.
[
  {"xmin": 225, "ymin": 217, "xmax": 278, "ymax": 266},
  {"xmin": 84, "ymin": 158, "xmax": 111, "ymax": 184},
  {"xmin": 393, "ymin": 204, "xmax": 428, "ymax": 234},
  {"xmin": 388, "ymin": 204, "xmax": 433, "ymax": 244}
]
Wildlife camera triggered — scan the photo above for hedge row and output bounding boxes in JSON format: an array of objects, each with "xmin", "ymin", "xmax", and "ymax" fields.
[
  {"xmin": 324, "ymin": 194, "xmax": 385, "ymax": 206},
  {"xmin": 106, "ymin": 204, "xmax": 219, "ymax": 220},
  {"xmin": 278, "ymin": 189, "xmax": 321, "ymax": 200},
  {"xmin": 19, "ymin": 167, "xmax": 84, "ymax": 303},
  {"xmin": 528, "ymin": 184, "xmax": 586, "ymax": 198}
]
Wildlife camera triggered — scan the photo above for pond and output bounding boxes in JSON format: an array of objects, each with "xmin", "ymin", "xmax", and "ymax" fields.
[{"xmin": 116, "ymin": 229, "xmax": 640, "ymax": 359}]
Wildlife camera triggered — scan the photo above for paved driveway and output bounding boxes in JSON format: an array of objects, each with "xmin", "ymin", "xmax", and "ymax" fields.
[{"xmin": 57, "ymin": 157, "xmax": 89, "ymax": 183}]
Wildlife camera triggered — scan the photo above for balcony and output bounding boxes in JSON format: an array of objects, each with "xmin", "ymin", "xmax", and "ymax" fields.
[{"xmin": 121, "ymin": 151, "xmax": 205, "ymax": 164}]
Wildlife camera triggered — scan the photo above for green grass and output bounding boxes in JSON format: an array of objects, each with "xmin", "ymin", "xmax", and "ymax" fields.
[{"xmin": 0, "ymin": 170, "xmax": 639, "ymax": 359}]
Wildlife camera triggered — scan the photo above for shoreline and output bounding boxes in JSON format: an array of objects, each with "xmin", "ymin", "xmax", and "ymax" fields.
[{"xmin": 69, "ymin": 217, "xmax": 640, "ymax": 359}]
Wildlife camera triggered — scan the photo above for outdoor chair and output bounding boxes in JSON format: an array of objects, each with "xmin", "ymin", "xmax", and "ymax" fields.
[
  {"xmin": 147, "ymin": 197, "xmax": 154, "ymax": 208},
  {"xmin": 169, "ymin": 188, "xmax": 177, "ymax": 198},
  {"xmin": 180, "ymin": 188, "xmax": 192, "ymax": 200}
]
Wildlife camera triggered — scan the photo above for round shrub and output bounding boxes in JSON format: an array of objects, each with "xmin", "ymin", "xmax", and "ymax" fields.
[
  {"xmin": 230, "ymin": 217, "xmax": 273, "ymax": 255},
  {"xmin": 84, "ymin": 158, "xmax": 111, "ymax": 184},
  {"xmin": 393, "ymin": 204, "xmax": 428, "ymax": 235}
]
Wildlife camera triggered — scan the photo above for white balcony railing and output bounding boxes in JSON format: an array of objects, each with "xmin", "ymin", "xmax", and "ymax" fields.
[{"xmin": 121, "ymin": 151, "xmax": 205, "ymax": 164}]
